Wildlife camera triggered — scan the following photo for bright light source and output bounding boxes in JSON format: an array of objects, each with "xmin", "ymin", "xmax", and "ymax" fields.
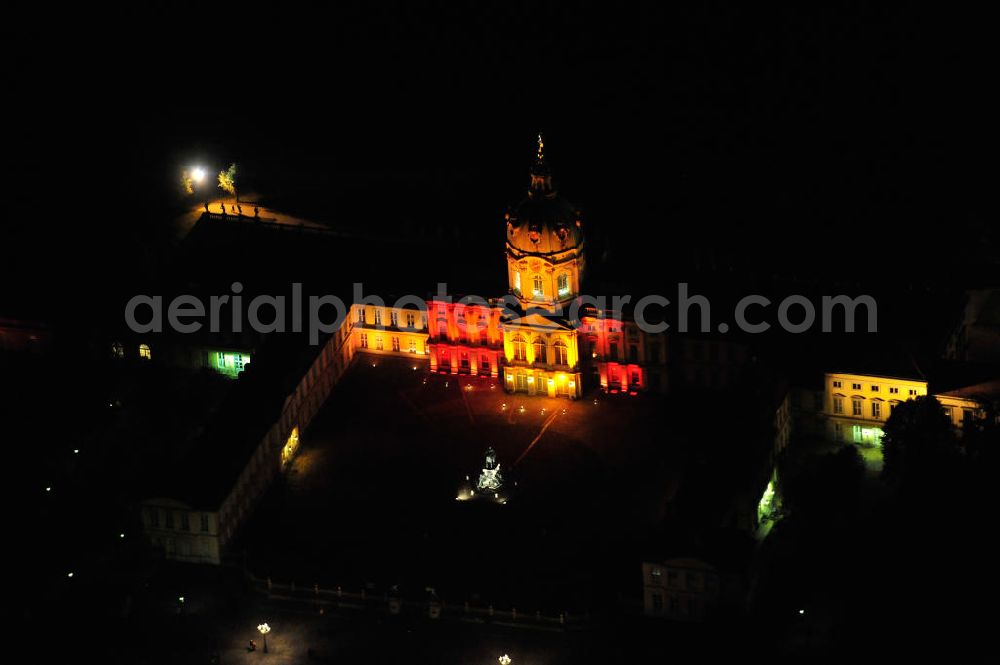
[
  {"xmin": 499, "ymin": 655, "xmax": 512, "ymax": 665},
  {"xmin": 45, "ymin": 487, "xmax": 51, "ymax": 492},
  {"xmin": 179, "ymin": 596, "xmax": 185, "ymax": 603},
  {"xmin": 191, "ymin": 167, "xmax": 206, "ymax": 183},
  {"xmin": 73, "ymin": 449, "xmax": 79, "ymax": 454},
  {"xmin": 67, "ymin": 572, "xmax": 74, "ymax": 578},
  {"xmin": 120, "ymin": 533, "xmax": 125, "ymax": 538},
  {"xmin": 798, "ymin": 609, "xmax": 805, "ymax": 615},
  {"xmin": 257, "ymin": 623, "xmax": 271, "ymax": 635}
]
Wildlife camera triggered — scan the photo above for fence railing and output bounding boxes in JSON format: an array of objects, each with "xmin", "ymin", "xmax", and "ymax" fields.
[{"xmin": 248, "ymin": 574, "xmax": 586, "ymax": 630}]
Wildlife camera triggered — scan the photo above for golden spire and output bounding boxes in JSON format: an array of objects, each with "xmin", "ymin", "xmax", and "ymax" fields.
[{"xmin": 537, "ymin": 133, "xmax": 544, "ymax": 161}]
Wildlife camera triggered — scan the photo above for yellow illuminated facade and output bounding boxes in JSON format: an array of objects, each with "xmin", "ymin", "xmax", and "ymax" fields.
[
  {"xmin": 281, "ymin": 426, "xmax": 300, "ymax": 467},
  {"xmin": 824, "ymin": 371, "xmax": 983, "ymax": 445},
  {"xmin": 339, "ymin": 136, "xmax": 677, "ymax": 400}
]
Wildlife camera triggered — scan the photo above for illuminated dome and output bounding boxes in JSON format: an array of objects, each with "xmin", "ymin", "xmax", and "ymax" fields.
[{"xmin": 505, "ymin": 136, "xmax": 584, "ymax": 256}]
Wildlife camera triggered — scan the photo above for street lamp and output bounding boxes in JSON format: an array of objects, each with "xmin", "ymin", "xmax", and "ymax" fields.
[
  {"xmin": 499, "ymin": 655, "xmax": 512, "ymax": 665},
  {"xmin": 257, "ymin": 623, "xmax": 271, "ymax": 653},
  {"xmin": 191, "ymin": 167, "xmax": 206, "ymax": 184}
]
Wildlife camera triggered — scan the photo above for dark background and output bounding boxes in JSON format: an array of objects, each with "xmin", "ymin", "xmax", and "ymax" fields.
[
  {"xmin": 3, "ymin": 4, "xmax": 994, "ymax": 323},
  {"xmin": 2, "ymin": 7, "xmax": 998, "ymax": 662}
]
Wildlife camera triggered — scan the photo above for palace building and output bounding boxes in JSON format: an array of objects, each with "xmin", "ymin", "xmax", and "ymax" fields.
[
  {"xmin": 345, "ymin": 135, "xmax": 668, "ymax": 400},
  {"xmin": 823, "ymin": 370, "xmax": 990, "ymax": 446}
]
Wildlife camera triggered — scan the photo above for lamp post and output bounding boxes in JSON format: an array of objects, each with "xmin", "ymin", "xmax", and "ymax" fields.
[
  {"xmin": 191, "ymin": 166, "xmax": 207, "ymax": 208},
  {"xmin": 257, "ymin": 623, "xmax": 270, "ymax": 653}
]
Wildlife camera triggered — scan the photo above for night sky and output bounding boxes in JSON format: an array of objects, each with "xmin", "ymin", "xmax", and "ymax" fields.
[{"xmin": 3, "ymin": 6, "xmax": 993, "ymax": 322}]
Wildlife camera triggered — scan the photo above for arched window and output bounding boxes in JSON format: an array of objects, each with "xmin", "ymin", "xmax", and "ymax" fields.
[
  {"xmin": 111, "ymin": 342, "xmax": 124, "ymax": 359},
  {"xmin": 557, "ymin": 273, "xmax": 570, "ymax": 296},
  {"xmin": 533, "ymin": 275, "xmax": 544, "ymax": 298},
  {"xmin": 139, "ymin": 343, "xmax": 152, "ymax": 360},
  {"xmin": 532, "ymin": 337, "xmax": 546, "ymax": 363},
  {"xmin": 553, "ymin": 340, "xmax": 568, "ymax": 365},
  {"xmin": 512, "ymin": 334, "xmax": 527, "ymax": 362}
]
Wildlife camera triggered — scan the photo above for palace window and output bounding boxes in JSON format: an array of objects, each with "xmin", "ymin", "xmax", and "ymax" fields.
[
  {"xmin": 609, "ymin": 342, "xmax": 619, "ymax": 361},
  {"xmin": 943, "ymin": 406, "xmax": 953, "ymax": 421},
  {"xmin": 164, "ymin": 511, "xmax": 174, "ymax": 529},
  {"xmin": 480, "ymin": 355, "xmax": 490, "ymax": 372},
  {"xmin": 391, "ymin": 336, "xmax": 400, "ymax": 352},
  {"xmin": 533, "ymin": 338, "xmax": 546, "ymax": 363},
  {"xmin": 374, "ymin": 310, "xmax": 382, "ymax": 326},
  {"xmin": 180, "ymin": 513, "xmax": 190, "ymax": 531},
  {"xmin": 357, "ymin": 307, "xmax": 365, "ymax": 324},
  {"xmin": 557, "ymin": 273, "xmax": 569, "ymax": 296},
  {"xmin": 200, "ymin": 514, "xmax": 209, "ymax": 532},
  {"xmin": 533, "ymin": 275, "xmax": 544, "ymax": 298},
  {"xmin": 139, "ymin": 343, "xmax": 152, "ymax": 360},
  {"xmin": 479, "ymin": 328, "xmax": 488, "ymax": 345},
  {"xmin": 391, "ymin": 311, "xmax": 398, "ymax": 327},
  {"xmin": 460, "ymin": 352, "xmax": 470, "ymax": 369},
  {"xmin": 871, "ymin": 401, "xmax": 882, "ymax": 418},
  {"xmin": 406, "ymin": 312, "xmax": 416, "ymax": 328},
  {"xmin": 889, "ymin": 387, "xmax": 899, "ymax": 394},
  {"xmin": 631, "ymin": 371, "xmax": 640, "ymax": 385},
  {"xmin": 375, "ymin": 336, "xmax": 384, "ymax": 350},
  {"xmin": 111, "ymin": 342, "xmax": 124, "ymax": 359},
  {"xmin": 851, "ymin": 383, "xmax": 862, "ymax": 390},
  {"xmin": 832, "ymin": 380, "xmax": 842, "ymax": 388},
  {"xmin": 360, "ymin": 333, "xmax": 369, "ymax": 349},
  {"xmin": 909, "ymin": 389, "xmax": 918, "ymax": 396},
  {"xmin": 852, "ymin": 399, "xmax": 863, "ymax": 416},
  {"xmin": 871, "ymin": 385, "xmax": 880, "ymax": 392},
  {"xmin": 512, "ymin": 335, "xmax": 527, "ymax": 362},
  {"xmin": 408, "ymin": 338, "xmax": 416, "ymax": 353},
  {"xmin": 553, "ymin": 341, "xmax": 568, "ymax": 365},
  {"xmin": 833, "ymin": 397, "xmax": 844, "ymax": 414}
]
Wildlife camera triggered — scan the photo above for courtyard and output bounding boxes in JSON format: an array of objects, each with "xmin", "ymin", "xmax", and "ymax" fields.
[{"xmin": 235, "ymin": 356, "xmax": 682, "ymax": 614}]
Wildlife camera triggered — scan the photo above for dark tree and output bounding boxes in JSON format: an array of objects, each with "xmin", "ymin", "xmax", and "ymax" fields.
[
  {"xmin": 881, "ymin": 395, "xmax": 958, "ymax": 485},
  {"xmin": 780, "ymin": 445, "xmax": 865, "ymax": 521}
]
